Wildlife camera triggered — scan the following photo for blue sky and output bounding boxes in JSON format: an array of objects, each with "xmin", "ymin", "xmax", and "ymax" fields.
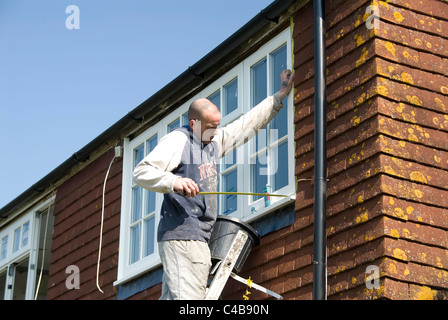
[{"xmin": 0, "ymin": 0, "xmax": 274, "ymax": 209}]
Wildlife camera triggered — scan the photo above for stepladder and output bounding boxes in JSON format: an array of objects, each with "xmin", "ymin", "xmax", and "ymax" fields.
[{"xmin": 205, "ymin": 229, "xmax": 282, "ymax": 300}]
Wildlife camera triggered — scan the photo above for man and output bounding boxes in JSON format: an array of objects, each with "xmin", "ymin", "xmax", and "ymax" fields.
[{"xmin": 133, "ymin": 69, "xmax": 294, "ymax": 300}]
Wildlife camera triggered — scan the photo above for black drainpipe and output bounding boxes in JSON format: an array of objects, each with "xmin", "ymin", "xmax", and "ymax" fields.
[{"xmin": 313, "ymin": 0, "xmax": 327, "ymax": 300}]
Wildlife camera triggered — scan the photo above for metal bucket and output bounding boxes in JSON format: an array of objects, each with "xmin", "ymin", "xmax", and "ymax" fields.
[{"xmin": 208, "ymin": 215, "xmax": 260, "ymax": 273}]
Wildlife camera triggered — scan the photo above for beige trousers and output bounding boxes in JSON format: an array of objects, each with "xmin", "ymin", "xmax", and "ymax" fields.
[{"xmin": 158, "ymin": 240, "xmax": 211, "ymax": 300}]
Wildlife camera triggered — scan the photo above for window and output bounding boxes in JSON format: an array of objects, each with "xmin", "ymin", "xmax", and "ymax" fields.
[
  {"xmin": 117, "ymin": 104, "xmax": 190, "ymax": 283},
  {"xmin": 117, "ymin": 28, "xmax": 294, "ymax": 284},
  {"xmin": 249, "ymin": 43, "xmax": 289, "ymax": 202},
  {"xmin": 0, "ymin": 199, "xmax": 54, "ymax": 300},
  {"xmin": 129, "ymin": 134, "xmax": 158, "ymax": 265}
]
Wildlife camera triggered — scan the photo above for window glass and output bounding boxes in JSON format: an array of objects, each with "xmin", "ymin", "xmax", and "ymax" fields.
[
  {"xmin": 13, "ymin": 228, "xmax": 20, "ymax": 253},
  {"xmin": 251, "ymin": 58, "xmax": 267, "ymax": 107},
  {"xmin": 1, "ymin": 236, "xmax": 7, "ymax": 261},
  {"xmin": 131, "ymin": 186, "xmax": 142, "ymax": 224},
  {"xmin": 223, "ymin": 78, "xmax": 238, "ymax": 115},
  {"xmin": 21, "ymin": 222, "xmax": 29, "ymax": 248},
  {"xmin": 251, "ymin": 151, "xmax": 268, "ymax": 201},
  {"xmin": 143, "ymin": 216, "xmax": 155, "ymax": 257},
  {"xmin": 168, "ymin": 118, "xmax": 180, "ymax": 132},
  {"xmin": 145, "ymin": 135, "xmax": 158, "ymax": 216},
  {"xmin": 271, "ymin": 44, "xmax": 288, "ymax": 139},
  {"xmin": 273, "ymin": 140, "xmax": 289, "ymax": 191},
  {"xmin": 182, "ymin": 112, "xmax": 189, "ymax": 126},
  {"xmin": 222, "ymin": 169, "xmax": 238, "ymax": 215},
  {"xmin": 129, "ymin": 224, "xmax": 140, "ymax": 264},
  {"xmin": 133, "ymin": 144, "xmax": 144, "ymax": 168},
  {"xmin": 208, "ymin": 90, "xmax": 221, "ymax": 111}
]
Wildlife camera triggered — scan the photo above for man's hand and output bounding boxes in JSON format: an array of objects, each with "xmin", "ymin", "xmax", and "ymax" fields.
[
  {"xmin": 173, "ymin": 177, "xmax": 199, "ymax": 198},
  {"xmin": 276, "ymin": 69, "xmax": 294, "ymax": 101}
]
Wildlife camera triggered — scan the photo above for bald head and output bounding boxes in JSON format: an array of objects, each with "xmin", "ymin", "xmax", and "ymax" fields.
[
  {"xmin": 188, "ymin": 98, "xmax": 220, "ymax": 121},
  {"xmin": 188, "ymin": 98, "xmax": 221, "ymax": 144}
]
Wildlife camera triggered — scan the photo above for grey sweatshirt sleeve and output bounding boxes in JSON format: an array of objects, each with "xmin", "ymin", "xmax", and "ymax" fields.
[
  {"xmin": 133, "ymin": 130, "xmax": 187, "ymax": 193},
  {"xmin": 215, "ymin": 95, "xmax": 283, "ymax": 157}
]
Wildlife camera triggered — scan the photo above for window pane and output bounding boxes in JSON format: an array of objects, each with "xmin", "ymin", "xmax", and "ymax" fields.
[
  {"xmin": 168, "ymin": 118, "xmax": 180, "ymax": 132},
  {"xmin": 146, "ymin": 134, "xmax": 158, "ymax": 155},
  {"xmin": 251, "ymin": 152, "xmax": 268, "ymax": 201},
  {"xmin": 143, "ymin": 216, "xmax": 155, "ymax": 257},
  {"xmin": 133, "ymin": 144, "xmax": 144, "ymax": 168},
  {"xmin": 271, "ymin": 44, "xmax": 287, "ymax": 93},
  {"xmin": 222, "ymin": 169, "xmax": 238, "ymax": 215},
  {"xmin": 21, "ymin": 222, "xmax": 29, "ymax": 248},
  {"xmin": 273, "ymin": 140, "xmax": 289, "ymax": 191},
  {"xmin": 271, "ymin": 44, "xmax": 288, "ymax": 139},
  {"xmin": 13, "ymin": 227, "xmax": 20, "ymax": 253},
  {"xmin": 131, "ymin": 186, "xmax": 142, "ymax": 224},
  {"xmin": 208, "ymin": 90, "xmax": 220, "ymax": 111},
  {"xmin": 251, "ymin": 59, "xmax": 268, "ymax": 150},
  {"xmin": 12, "ymin": 258, "xmax": 28, "ymax": 300},
  {"xmin": 182, "ymin": 112, "xmax": 189, "ymax": 126},
  {"xmin": 222, "ymin": 149, "xmax": 237, "ymax": 170},
  {"xmin": 223, "ymin": 78, "xmax": 238, "ymax": 115},
  {"xmin": 145, "ymin": 190, "xmax": 156, "ymax": 215},
  {"xmin": 130, "ymin": 224, "xmax": 141, "ymax": 264},
  {"xmin": 251, "ymin": 58, "xmax": 267, "ymax": 107},
  {"xmin": 1, "ymin": 236, "xmax": 7, "ymax": 260}
]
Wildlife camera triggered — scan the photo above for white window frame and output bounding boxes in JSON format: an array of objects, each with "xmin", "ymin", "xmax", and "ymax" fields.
[
  {"xmin": 240, "ymin": 29, "xmax": 295, "ymax": 222},
  {"xmin": 0, "ymin": 196, "xmax": 54, "ymax": 300},
  {"xmin": 116, "ymin": 27, "xmax": 294, "ymax": 285}
]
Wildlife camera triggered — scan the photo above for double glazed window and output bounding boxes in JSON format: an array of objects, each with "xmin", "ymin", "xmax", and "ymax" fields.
[
  {"xmin": 0, "ymin": 201, "xmax": 54, "ymax": 300},
  {"xmin": 117, "ymin": 28, "xmax": 294, "ymax": 284},
  {"xmin": 249, "ymin": 44, "xmax": 289, "ymax": 203}
]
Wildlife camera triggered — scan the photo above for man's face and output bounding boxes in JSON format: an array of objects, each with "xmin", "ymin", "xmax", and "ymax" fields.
[{"xmin": 190, "ymin": 107, "xmax": 221, "ymax": 145}]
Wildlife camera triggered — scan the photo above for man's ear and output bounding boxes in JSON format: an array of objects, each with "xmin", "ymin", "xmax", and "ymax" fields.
[{"xmin": 189, "ymin": 119, "xmax": 195, "ymax": 131}]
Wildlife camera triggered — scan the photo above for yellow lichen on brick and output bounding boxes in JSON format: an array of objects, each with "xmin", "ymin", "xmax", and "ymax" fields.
[
  {"xmin": 434, "ymin": 97, "xmax": 446, "ymax": 111},
  {"xmin": 384, "ymin": 165, "xmax": 397, "ymax": 176},
  {"xmin": 414, "ymin": 286, "xmax": 435, "ymax": 300},
  {"xmin": 406, "ymin": 95, "xmax": 423, "ymax": 106},
  {"xmin": 414, "ymin": 189, "xmax": 423, "ymax": 198},
  {"xmin": 376, "ymin": 85, "xmax": 389, "ymax": 96},
  {"xmin": 441, "ymin": 86, "xmax": 448, "ymax": 95},
  {"xmin": 356, "ymin": 211, "xmax": 369, "ymax": 223},
  {"xmin": 384, "ymin": 41, "xmax": 396, "ymax": 58},
  {"xmin": 393, "ymin": 248, "xmax": 408, "ymax": 261},
  {"xmin": 393, "ymin": 11, "xmax": 404, "ymax": 22},
  {"xmin": 404, "ymin": 267, "xmax": 410, "ymax": 276},
  {"xmin": 389, "ymin": 263, "xmax": 398, "ymax": 274},
  {"xmin": 358, "ymin": 195, "xmax": 364, "ymax": 203},
  {"xmin": 356, "ymin": 51, "xmax": 368, "ymax": 67},
  {"xmin": 401, "ymin": 72, "xmax": 414, "ymax": 85},
  {"xmin": 409, "ymin": 171, "xmax": 428, "ymax": 184},
  {"xmin": 389, "ymin": 229, "xmax": 400, "ymax": 238},
  {"xmin": 393, "ymin": 207, "xmax": 408, "ymax": 220}
]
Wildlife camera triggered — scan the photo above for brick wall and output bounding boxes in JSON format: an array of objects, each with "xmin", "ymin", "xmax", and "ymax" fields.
[
  {"xmin": 291, "ymin": 0, "xmax": 448, "ymax": 299},
  {"xmin": 222, "ymin": 0, "xmax": 447, "ymax": 301},
  {"xmin": 46, "ymin": 150, "xmax": 122, "ymax": 299}
]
